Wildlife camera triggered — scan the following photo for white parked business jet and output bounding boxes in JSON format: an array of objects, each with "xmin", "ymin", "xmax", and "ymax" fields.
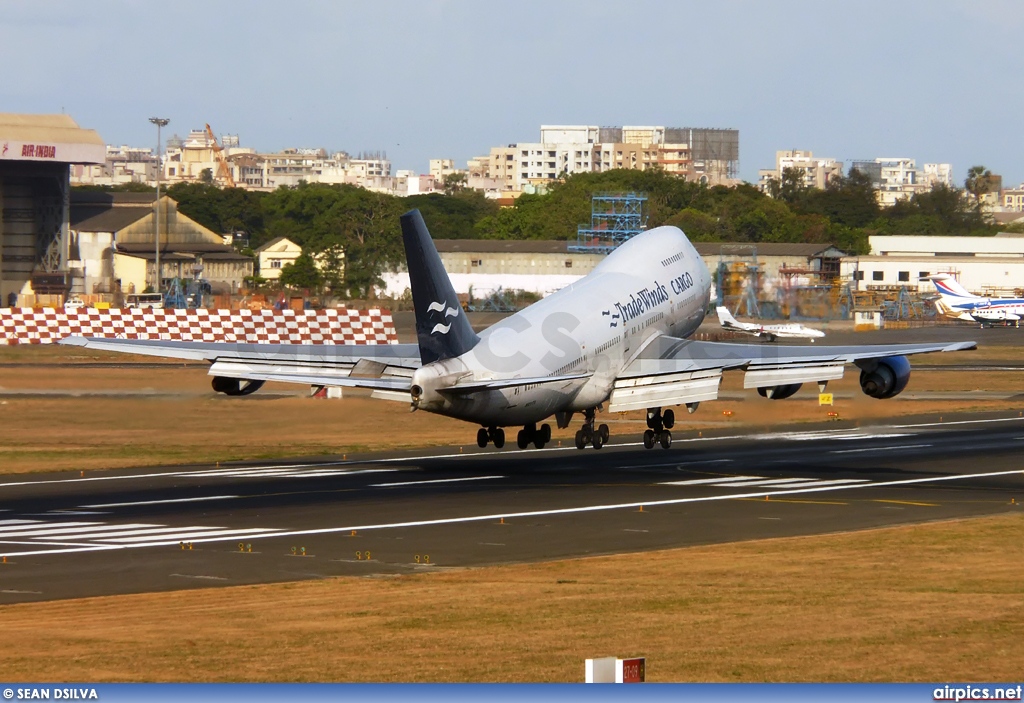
[
  {"xmin": 715, "ymin": 306, "xmax": 825, "ymax": 342},
  {"xmin": 924, "ymin": 274, "xmax": 1023, "ymax": 328},
  {"xmin": 62, "ymin": 210, "xmax": 974, "ymax": 451}
]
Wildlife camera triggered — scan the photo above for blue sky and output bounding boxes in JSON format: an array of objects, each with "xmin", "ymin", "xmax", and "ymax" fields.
[{"xmin": 3, "ymin": 0, "xmax": 1021, "ymax": 187}]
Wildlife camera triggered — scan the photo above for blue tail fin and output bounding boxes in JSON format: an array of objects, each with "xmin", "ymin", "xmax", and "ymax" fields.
[{"xmin": 400, "ymin": 209, "xmax": 480, "ymax": 364}]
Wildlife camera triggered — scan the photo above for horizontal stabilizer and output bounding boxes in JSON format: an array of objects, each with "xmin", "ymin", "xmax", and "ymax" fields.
[{"xmin": 439, "ymin": 372, "xmax": 591, "ymax": 394}]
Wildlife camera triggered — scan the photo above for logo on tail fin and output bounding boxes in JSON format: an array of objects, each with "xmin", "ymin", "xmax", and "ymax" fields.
[{"xmin": 428, "ymin": 300, "xmax": 459, "ymax": 335}]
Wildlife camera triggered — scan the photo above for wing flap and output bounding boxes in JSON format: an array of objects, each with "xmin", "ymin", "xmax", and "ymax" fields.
[
  {"xmin": 609, "ymin": 368, "xmax": 722, "ymax": 413},
  {"xmin": 742, "ymin": 363, "xmax": 846, "ymax": 389}
]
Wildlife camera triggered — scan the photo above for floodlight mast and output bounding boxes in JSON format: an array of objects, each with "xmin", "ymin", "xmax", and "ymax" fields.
[{"xmin": 149, "ymin": 117, "xmax": 170, "ymax": 296}]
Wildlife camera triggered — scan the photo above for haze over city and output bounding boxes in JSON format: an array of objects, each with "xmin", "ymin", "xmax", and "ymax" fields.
[{"xmin": 3, "ymin": 0, "xmax": 1022, "ymax": 185}]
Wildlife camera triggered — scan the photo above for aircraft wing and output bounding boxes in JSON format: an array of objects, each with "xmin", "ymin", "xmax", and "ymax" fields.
[
  {"xmin": 608, "ymin": 335, "xmax": 975, "ymax": 413},
  {"xmin": 59, "ymin": 336, "xmax": 421, "ymax": 390}
]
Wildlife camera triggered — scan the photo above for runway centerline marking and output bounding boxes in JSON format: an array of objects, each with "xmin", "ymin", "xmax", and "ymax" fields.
[{"xmin": 2, "ymin": 468, "xmax": 1021, "ymax": 558}]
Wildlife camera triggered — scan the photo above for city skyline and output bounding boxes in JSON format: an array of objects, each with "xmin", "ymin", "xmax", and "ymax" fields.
[{"xmin": 3, "ymin": 0, "xmax": 1022, "ymax": 186}]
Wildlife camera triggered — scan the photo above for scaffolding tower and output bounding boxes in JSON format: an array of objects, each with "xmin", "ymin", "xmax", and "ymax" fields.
[{"xmin": 570, "ymin": 192, "xmax": 648, "ymax": 253}]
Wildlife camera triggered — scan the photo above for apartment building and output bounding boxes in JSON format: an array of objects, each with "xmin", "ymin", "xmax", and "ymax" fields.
[
  {"xmin": 758, "ymin": 150, "xmax": 843, "ymax": 192},
  {"xmin": 849, "ymin": 157, "xmax": 954, "ymax": 206}
]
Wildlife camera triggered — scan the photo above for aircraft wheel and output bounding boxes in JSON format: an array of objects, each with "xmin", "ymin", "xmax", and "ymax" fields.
[
  {"xmin": 593, "ymin": 432, "xmax": 604, "ymax": 450},
  {"xmin": 575, "ymin": 430, "xmax": 586, "ymax": 450},
  {"xmin": 540, "ymin": 423, "xmax": 552, "ymax": 443},
  {"xmin": 581, "ymin": 425, "xmax": 593, "ymax": 445},
  {"xmin": 492, "ymin": 428, "xmax": 505, "ymax": 449},
  {"xmin": 643, "ymin": 429, "xmax": 656, "ymax": 449},
  {"xmin": 663, "ymin": 409, "xmax": 675, "ymax": 429},
  {"xmin": 659, "ymin": 430, "xmax": 672, "ymax": 449},
  {"xmin": 477, "ymin": 428, "xmax": 489, "ymax": 448},
  {"xmin": 517, "ymin": 429, "xmax": 530, "ymax": 450},
  {"xmin": 598, "ymin": 423, "xmax": 610, "ymax": 442},
  {"xmin": 533, "ymin": 434, "xmax": 546, "ymax": 449}
]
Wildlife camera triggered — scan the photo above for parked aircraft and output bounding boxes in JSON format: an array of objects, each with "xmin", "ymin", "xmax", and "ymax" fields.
[
  {"xmin": 715, "ymin": 306, "xmax": 825, "ymax": 342},
  {"xmin": 925, "ymin": 275, "xmax": 1023, "ymax": 327},
  {"xmin": 63, "ymin": 210, "xmax": 974, "ymax": 451}
]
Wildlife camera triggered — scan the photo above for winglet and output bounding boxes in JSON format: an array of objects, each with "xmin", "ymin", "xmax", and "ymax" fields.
[{"xmin": 400, "ymin": 209, "xmax": 480, "ymax": 364}]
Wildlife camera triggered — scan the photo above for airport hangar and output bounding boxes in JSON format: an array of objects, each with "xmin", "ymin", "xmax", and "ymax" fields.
[{"xmin": 0, "ymin": 113, "xmax": 105, "ymax": 305}]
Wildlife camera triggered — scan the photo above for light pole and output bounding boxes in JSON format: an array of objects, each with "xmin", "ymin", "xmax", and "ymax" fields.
[{"xmin": 149, "ymin": 117, "xmax": 169, "ymax": 296}]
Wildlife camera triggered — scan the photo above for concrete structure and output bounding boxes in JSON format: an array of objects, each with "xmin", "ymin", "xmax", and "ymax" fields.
[
  {"xmin": 482, "ymin": 124, "xmax": 739, "ymax": 192},
  {"xmin": 71, "ymin": 145, "xmax": 160, "ymax": 187},
  {"xmin": 841, "ymin": 233, "xmax": 1024, "ymax": 296},
  {"xmin": 1001, "ymin": 185, "xmax": 1024, "ymax": 212},
  {"xmin": 255, "ymin": 237, "xmax": 302, "ymax": 279},
  {"xmin": 0, "ymin": 113, "xmax": 105, "ymax": 305},
  {"xmin": 758, "ymin": 150, "xmax": 843, "ymax": 192},
  {"xmin": 69, "ymin": 192, "xmax": 252, "ymax": 296},
  {"xmin": 849, "ymin": 158, "xmax": 954, "ymax": 206}
]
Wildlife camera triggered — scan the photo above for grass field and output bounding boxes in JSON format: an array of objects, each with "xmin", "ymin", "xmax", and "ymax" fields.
[{"xmin": 0, "ymin": 513, "xmax": 1020, "ymax": 682}]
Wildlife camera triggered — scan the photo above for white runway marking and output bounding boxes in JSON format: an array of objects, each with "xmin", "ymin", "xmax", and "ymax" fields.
[
  {"xmin": 830, "ymin": 444, "xmax": 931, "ymax": 454},
  {"xmin": 3, "ymin": 468, "xmax": 1021, "ymax": 558},
  {"xmin": 369, "ymin": 475, "xmax": 505, "ymax": 488},
  {"xmin": 661, "ymin": 476, "xmax": 871, "ymax": 489},
  {"xmin": 81, "ymin": 496, "xmax": 239, "ymax": 509},
  {"xmin": 0, "ymin": 519, "xmax": 284, "ymax": 551}
]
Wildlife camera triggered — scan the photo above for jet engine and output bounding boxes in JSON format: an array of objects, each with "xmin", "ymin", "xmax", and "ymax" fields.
[
  {"xmin": 211, "ymin": 376, "xmax": 265, "ymax": 396},
  {"xmin": 856, "ymin": 356, "xmax": 911, "ymax": 399},
  {"xmin": 756, "ymin": 383, "xmax": 802, "ymax": 400}
]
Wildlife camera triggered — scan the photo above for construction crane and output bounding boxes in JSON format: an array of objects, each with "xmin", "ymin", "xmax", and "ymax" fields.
[{"xmin": 204, "ymin": 123, "xmax": 236, "ymax": 188}]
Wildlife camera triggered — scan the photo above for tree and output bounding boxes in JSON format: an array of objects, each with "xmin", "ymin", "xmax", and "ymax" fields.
[
  {"xmin": 964, "ymin": 165, "xmax": 993, "ymax": 205},
  {"xmin": 278, "ymin": 252, "xmax": 323, "ymax": 291},
  {"xmin": 199, "ymin": 168, "xmax": 214, "ymax": 184},
  {"xmin": 442, "ymin": 172, "xmax": 467, "ymax": 195}
]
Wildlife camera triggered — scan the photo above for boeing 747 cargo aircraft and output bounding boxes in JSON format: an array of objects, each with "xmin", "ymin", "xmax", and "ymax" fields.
[{"xmin": 63, "ymin": 210, "xmax": 974, "ymax": 451}]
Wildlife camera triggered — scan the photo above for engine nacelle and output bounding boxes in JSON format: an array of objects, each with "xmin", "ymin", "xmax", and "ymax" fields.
[
  {"xmin": 756, "ymin": 383, "xmax": 802, "ymax": 400},
  {"xmin": 211, "ymin": 376, "xmax": 265, "ymax": 396},
  {"xmin": 857, "ymin": 355, "xmax": 911, "ymax": 399}
]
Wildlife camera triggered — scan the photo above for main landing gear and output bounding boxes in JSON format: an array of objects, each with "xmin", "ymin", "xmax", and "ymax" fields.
[
  {"xmin": 642, "ymin": 407, "xmax": 674, "ymax": 449},
  {"xmin": 574, "ymin": 408, "xmax": 610, "ymax": 450},
  {"xmin": 477, "ymin": 423, "xmax": 551, "ymax": 450},
  {"xmin": 517, "ymin": 422, "xmax": 552, "ymax": 449},
  {"xmin": 477, "ymin": 427, "xmax": 505, "ymax": 449}
]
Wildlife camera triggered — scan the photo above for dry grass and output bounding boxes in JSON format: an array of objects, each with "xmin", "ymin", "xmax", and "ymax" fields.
[
  {"xmin": 0, "ymin": 513, "xmax": 1020, "ymax": 682},
  {"xmin": 1, "ymin": 347, "xmax": 1023, "ymax": 473}
]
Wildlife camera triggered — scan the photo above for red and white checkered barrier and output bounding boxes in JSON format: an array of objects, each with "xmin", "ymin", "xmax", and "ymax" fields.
[{"xmin": 0, "ymin": 308, "xmax": 399, "ymax": 345}]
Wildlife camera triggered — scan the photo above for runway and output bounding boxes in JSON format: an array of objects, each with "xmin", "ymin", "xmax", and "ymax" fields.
[{"xmin": 0, "ymin": 412, "xmax": 1022, "ymax": 603}]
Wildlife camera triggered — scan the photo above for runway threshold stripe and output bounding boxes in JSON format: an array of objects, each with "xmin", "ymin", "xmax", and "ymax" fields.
[
  {"xmin": 81, "ymin": 496, "xmax": 239, "ymax": 509},
  {"xmin": 0, "ymin": 523, "xmax": 159, "ymax": 538},
  {"xmin": 4, "ymin": 468, "xmax": 1022, "ymax": 557},
  {"xmin": 104, "ymin": 528, "xmax": 282, "ymax": 544},
  {"xmin": 370, "ymin": 475, "xmax": 505, "ymax": 488}
]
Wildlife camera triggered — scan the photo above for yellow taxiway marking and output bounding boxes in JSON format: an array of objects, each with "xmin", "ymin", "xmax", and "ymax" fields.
[
  {"xmin": 873, "ymin": 499, "xmax": 939, "ymax": 507},
  {"xmin": 737, "ymin": 497, "xmax": 848, "ymax": 506}
]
